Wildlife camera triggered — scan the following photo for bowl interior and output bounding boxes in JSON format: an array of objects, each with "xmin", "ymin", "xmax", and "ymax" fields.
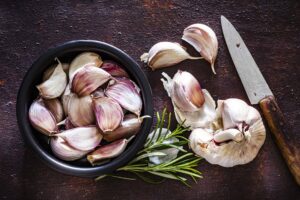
[{"xmin": 17, "ymin": 40, "xmax": 153, "ymax": 177}]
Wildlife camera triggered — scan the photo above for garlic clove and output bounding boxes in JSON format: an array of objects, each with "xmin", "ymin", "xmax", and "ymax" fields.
[
  {"xmin": 101, "ymin": 60, "xmax": 129, "ymax": 78},
  {"xmin": 29, "ymin": 99, "xmax": 57, "ymax": 135},
  {"xmin": 103, "ymin": 114, "xmax": 150, "ymax": 142},
  {"xmin": 68, "ymin": 93, "xmax": 95, "ymax": 127},
  {"xmin": 44, "ymin": 98, "xmax": 64, "ymax": 122},
  {"xmin": 93, "ymin": 97, "xmax": 124, "ymax": 132},
  {"xmin": 182, "ymin": 24, "xmax": 218, "ymax": 74},
  {"xmin": 69, "ymin": 52, "xmax": 103, "ymax": 82},
  {"xmin": 36, "ymin": 58, "xmax": 67, "ymax": 99},
  {"xmin": 50, "ymin": 137, "xmax": 88, "ymax": 161},
  {"xmin": 87, "ymin": 139, "xmax": 128, "ymax": 165},
  {"xmin": 43, "ymin": 63, "xmax": 69, "ymax": 81},
  {"xmin": 57, "ymin": 117, "xmax": 76, "ymax": 130},
  {"xmin": 71, "ymin": 65, "xmax": 111, "ymax": 96},
  {"xmin": 55, "ymin": 126, "xmax": 102, "ymax": 151},
  {"xmin": 105, "ymin": 78, "xmax": 142, "ymax": 116},
  {"xmin": 140, "ymin": 41, "xmax": 202, "ymax": 70},
  {"xmin": 90, "ymin": 88, "xmax": 105, "ymax": 99},
  {"xmin": 61, "ymin": 83, "xmax": 71, "ymax": 116}
]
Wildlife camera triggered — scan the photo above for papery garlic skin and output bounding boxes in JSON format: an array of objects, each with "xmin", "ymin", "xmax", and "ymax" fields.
[
  {"xmin": 69, "ymin": 52, "xmax": 103, "ymax": 82},
  {"xmin": 37, "ymin": 59, "xmax": 67, "ymax": 99},
  {"xmin": 93, "ymin": 97, "xmax": 124, "ymax": 132},
  {"xmin": 55, "ymin": 126, "xmax": 102, "ymax": 151},
  {"xmin": 101, "ymin": 60, "xmax": 129, "ymax": 78},
  {"xmin": 71, "ymin": 66, "xmax": 111, "ymax": 96},
  {"xmin": 67, "ymin": 94, "xmax": 95, "ymax": 127},
  {"xmin": 50, "ymin": 137, "xmax": 88, "ymax": 161},
  {"xmin": 29, "ymin": 99, "xmax": 57, "ymax": 135},
  {"xmin": 141, "ymin": 42, "xmax": 201, "ymax": 70},
  {"xmin": 105, "ymin": 78, "xmax": 142, "ymax": 116},
  {"xmin": 87, "ymin": 139, "xmax": 128, "ymax": 165},
  {"xmin": 44, "ymin": 98, "xmax": 64, "ymax": 122},
  {"xmin": 182, "ymin": 24, "xmax": 218, "ymax": 74}
]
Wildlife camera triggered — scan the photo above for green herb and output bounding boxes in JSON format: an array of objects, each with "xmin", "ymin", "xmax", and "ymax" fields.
[{"xmin": 95, "ymin": 109, "xmax": 202, "ymax": 186}]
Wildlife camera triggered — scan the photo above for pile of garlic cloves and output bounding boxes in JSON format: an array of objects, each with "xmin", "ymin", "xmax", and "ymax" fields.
[
  {"xmin": 29, "ymin": 52, "xmax": 148, "ymax": 165},
  {"xmin": 162, "ymin": 71, "xmax": 266, "ymax": 167}
]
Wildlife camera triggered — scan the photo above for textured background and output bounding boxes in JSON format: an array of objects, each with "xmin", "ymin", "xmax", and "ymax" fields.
[{"xmin": 0, "ymin": 0, "xmax": 300, "ymax": 199}]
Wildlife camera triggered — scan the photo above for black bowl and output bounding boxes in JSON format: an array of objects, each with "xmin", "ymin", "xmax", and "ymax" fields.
[{"xmin": 16, "ymin": 40, "xmax": 153, "ymax": 177}]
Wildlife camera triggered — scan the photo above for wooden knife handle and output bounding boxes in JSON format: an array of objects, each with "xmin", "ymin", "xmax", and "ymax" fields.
[{"xmin": 259, "ymin": 96, "xmax": 300, "ymax": 186}]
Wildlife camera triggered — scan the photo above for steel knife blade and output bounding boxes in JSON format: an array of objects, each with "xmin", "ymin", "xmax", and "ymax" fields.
[{"xmin": 221, "ymin": 15, "xmax": 300, "ymax": 186}]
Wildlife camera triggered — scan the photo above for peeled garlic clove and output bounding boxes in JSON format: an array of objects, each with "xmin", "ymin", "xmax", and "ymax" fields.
[
  {"xmin": 182, "ymin": 24, "xmax": 218, "ymax": 74},
  {"xmin": 50, "ymin": 137, "xmax": 88, "ymax": 161},
  {"xmin": 68, "ymin": 94, "xmax": 95, "ymax": 127},
  {"xmin": 87, "ymin": 139, "xmax": 128, "ymax": 165},
  {"xmin": 55, "ymin": 126, "xmax": 102, "ymax": 151},
  {"xmin": 69, "ymin": 52, "xmax": 103, "ymax": 82},
  {"xmin": 29, "ymin": 99, "xmax": 57, "ymax": 135},
  {"xmin": 93, "ymin": 97, "xmax": 123, "ymax": 132},
  {"xmin": 105, "ymin": 78, "xmax": 142, "ymax": 116},
  {"xmin": 61, "ymin": 83, "xmax": 71, "ymax": 115},
  {"xmin": 140, "ymin": 41, "xmax": 201, "ymax": 70},
  {"xmin": 101, "ymin": 60, "xmax": 129, "ymax": 78},
  {"xmin": 44, "ymin": 98, "xmax": 64, "ymax": 122},
  {"xmin": 103, "ymin": 114, "xmax": 150, "ymax": 142},
  {"xmin": 71, "ymin": 66, "xmax": 111, "ymax": 96},
  {"xmin": 37, "ymin": 59, "xmax": 67, "ymax": 99},
  {"xmin": 43, "ymin": 63, "xmax": 70, "ymax": 81}
]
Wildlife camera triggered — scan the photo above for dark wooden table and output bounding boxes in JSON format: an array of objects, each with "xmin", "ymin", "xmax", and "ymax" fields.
[{"xmin": 1, "ymin": 0, "xmax": 299, "ymax": 199}]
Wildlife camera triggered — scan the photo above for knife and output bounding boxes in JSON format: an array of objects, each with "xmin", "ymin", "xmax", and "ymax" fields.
[{"xmin": 221, "ymin": 15, "xmax": 300, "ymax": 185}]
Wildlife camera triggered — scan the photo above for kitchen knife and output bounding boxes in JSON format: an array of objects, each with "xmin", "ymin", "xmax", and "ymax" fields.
[{"xmin": 221, "ymin": 15, "xmax": 300, "ymax": 185}]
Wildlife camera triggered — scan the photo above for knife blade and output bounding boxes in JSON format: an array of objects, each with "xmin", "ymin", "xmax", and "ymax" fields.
[{"xmin": 221, "ymin": 15, "xmax": 300, "ymax": 186}]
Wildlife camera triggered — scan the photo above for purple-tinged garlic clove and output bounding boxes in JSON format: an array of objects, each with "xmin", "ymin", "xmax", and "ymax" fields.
[
  {"xmin": 29, "ymin": 98, "xmax": 57, "ymax": 135},
  {"xmin": 105, "ymin": 78, "xmax": 142, "ymax": 116},
  {"xmin": 101, "ymin": 60, "xmax": 129, "ymax": 78},
  {"xmin": 55, "ymin": 126, "xmax": 102, "ymax": 151},
  {"xmin": 92, "ymin": 97, "xmax": 124, "ymax": 132},
  {"xmin": 37, "ymin": 58, "xmax": 67, "ymax": 99},
  {"xmin": 71, "ymin": 65, "xmax": 111, "ymax": 96},
  {"xmin": 61, "ymin": 83, "xmax": 71, "ymax": 116},
  {"xmin": 182, "ymin": 24, "xmax": 218, "ymax": 74},
  {"xmin": 44, "ymin": 98, "xmax": 64, "ymax": 122},
  {"xmin": 50, "ymin": 137, "xmax": 89, "ymax": 161},
  {"xmin": 87, "ymin": 139, "xmax": 128, "ymax": 165}
]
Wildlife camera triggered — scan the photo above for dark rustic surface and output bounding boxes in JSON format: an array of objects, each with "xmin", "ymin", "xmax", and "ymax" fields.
[{"xmin": 0, "ymin": 0, "xmax": 300, "ymax": 199}]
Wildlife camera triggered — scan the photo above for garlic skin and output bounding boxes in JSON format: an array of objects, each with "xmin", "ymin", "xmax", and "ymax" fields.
[
  {"xmin": 103, "ymin": 114, "xmax": 150, "ymax": 142},
  {"xmin": 140, "ymin": 42, "xmax": 201, "ymax": 70},
  {"xmin": 29, "ymin": 99, "xmax": 57, "ymax": 135},
  {"xmin": 93, "ymin": 97, "xmax": 124, "ymax": 132},
  {"xmin": 36, "ymin": 59, "xmax": 67, "ymax": 99},
  {"xmin": 105, "ymin": 78, "xmax": 142, "ymax": 116},
  {"xmin": 87, "ymin": 139, "xmax": 128, "ymax": 165},
  {"xmin": 69, "ymin": 52, "xmax": 103, "ymax": 82},
  {"xmin": 50, "ymin": 137, "xmax": 88, "ymax": 161},
  {"xmin": 43, "ymin": 63, "xmax": 69, "ymax": 81},
  {"xmin": 67, "ymin": 94, "xmax": 95, "ymax": 127},
  {"xmin": 71, "ymin": 66, "xmax": 111, "ymax": 96},
  {"xmin": 182, "ymin": 24, "xmax": 218, "ymax": 74},
  {"xmin": 101, "ymin": 60, "xmax": 129, "ymax": 78},
  {"xmin": 55, "ymin": 126, "xmax": 102, "ymax": 151},
  {"xmin": 43, "ymin": 98, "xmax": 64, "ymax": 123}
]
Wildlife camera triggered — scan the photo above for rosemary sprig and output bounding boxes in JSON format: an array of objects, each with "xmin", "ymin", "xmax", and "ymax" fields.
[{"xmin": 96, "ymin": 109, "xmax": 202, "ymax": 186}]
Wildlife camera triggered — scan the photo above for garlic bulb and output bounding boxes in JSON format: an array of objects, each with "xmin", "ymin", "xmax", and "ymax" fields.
[
  {"xmin": 50, "ymin": 137, "xmax": 88, "ymax": 161},
  {"xmin": 36, "ymin": 59, "xmax": 67, "ymax": 99},
  {"xmin": 189, "ymin": 99, "xmax": 266, "ymax": 167},
  {"xmin": 43, "ymin": 98, "xmax": 64, "ymax": 122},
  {"xmin": 101, "ymin": 60, "xmax": 129, "ymax": 78},
  {"xmin": 87, "ymin": 139, "xmax": 128, "ymax": 165},
  {"xmin": 140, "ymin": 41, "xmax": 201, "ymax": 70},
  {"xmin": 71, "ymin": 66, "xmax": 111, "ymax": 96},
  {"xmin": 105, "ymin": 78, "xmax": 142, "ymax": 116},
  {"xmin": 182, "ymin": 24, "xmax": 218, "ymax": 74},
  {"xmin": 93, "ymin": 97, "xmax": 124, "ymax": 132},
  {"xmin": 29, "ymin": 99, "xmax": 57, "ymax": 135},
  {"xmin": 43, "ymin": 63, "xmax": 69, "ymax": 81},
  {"xmin": 67, "ymin": 94, "xmax": 95, "ymax": 127},
  {"xmin": 55, "ymin": 126, "xmax": 102, "ymax": 151},
  {"xmin": 69, "ymin": 52, "xmax": 103, "ymax": 82}
]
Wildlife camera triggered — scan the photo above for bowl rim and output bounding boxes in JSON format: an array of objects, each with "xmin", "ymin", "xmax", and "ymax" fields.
[{"xmin": 16, "ymin": 40, "xmax": 153, "ymax": 177}]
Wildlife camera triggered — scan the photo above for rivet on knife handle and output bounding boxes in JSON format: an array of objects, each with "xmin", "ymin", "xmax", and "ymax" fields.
[{"xmin": 259, "ymin": 96, "xmax": 300, "ymax": 185}]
